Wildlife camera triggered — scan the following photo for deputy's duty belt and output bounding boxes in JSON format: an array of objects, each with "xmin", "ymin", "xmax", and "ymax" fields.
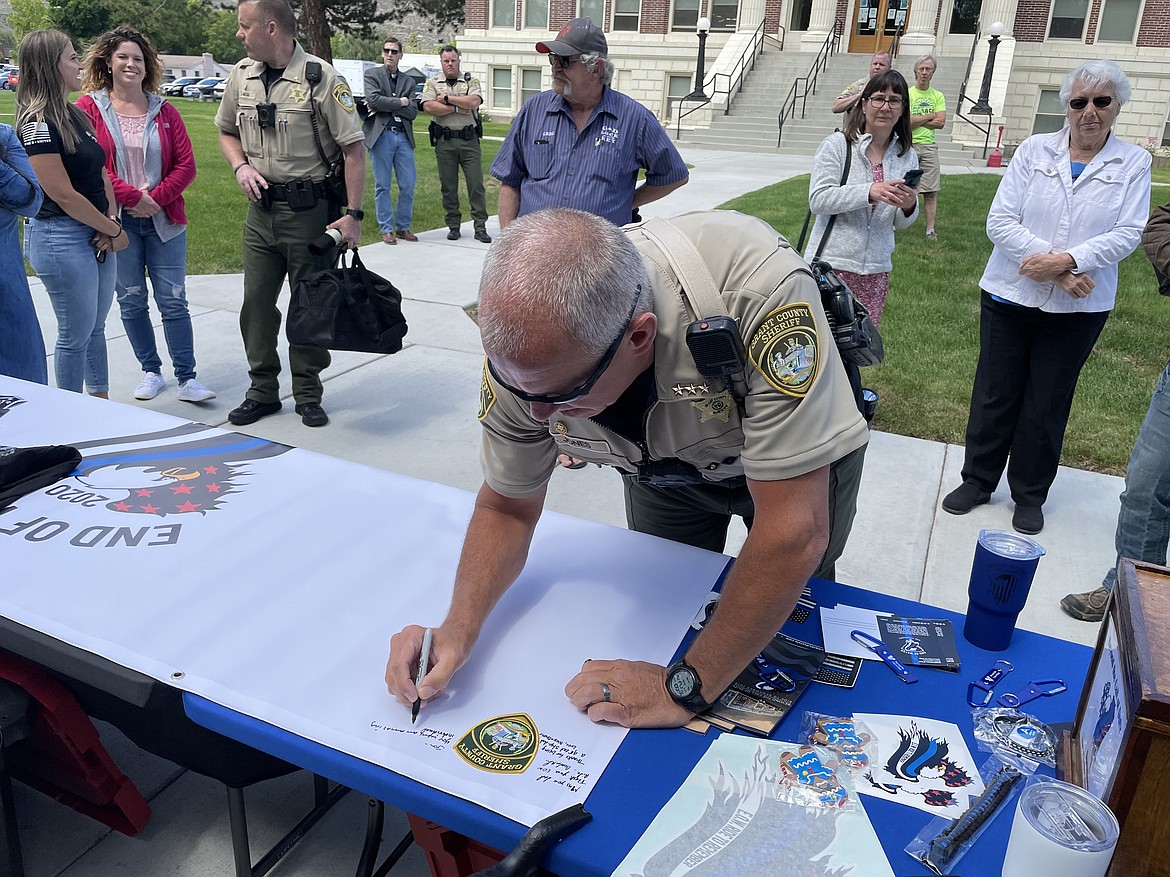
[{"xmin": 259, "ymin": 179, "xmax": 328, "ymax": 210}]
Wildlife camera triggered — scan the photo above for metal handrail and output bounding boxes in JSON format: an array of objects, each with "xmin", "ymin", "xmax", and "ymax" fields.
[
  {"xmin": 888, "ymin": 24, "xmax": 903, "ymax": 60},
  {"xmin": 675, "ymin": 19, "xmax": 774, "ymax": 139},
  {"xmin": 954, "ymin": 21, "xmax": 993, "ymax": 158},
  {"xmin": 776, "ymin": 17, "xmax": 843, "ymax": 147}
]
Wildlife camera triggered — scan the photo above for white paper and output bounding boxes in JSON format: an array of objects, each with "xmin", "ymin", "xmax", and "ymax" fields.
[
  {"xmin": 0, "ymin": 378, "xmax": 729, "ymax": 827},
  {"xmin": 819, "ymin": 604, "xmax": 886, "ymax": 661},
  {"xmin": 613, "ymin": 734, "xmax": 894, "ymax": 877},
  {"xmin": 852, "ymin": 713, "xmax": 986, "ymax": 818}
]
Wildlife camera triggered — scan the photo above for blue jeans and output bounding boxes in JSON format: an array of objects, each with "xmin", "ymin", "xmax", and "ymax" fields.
[
  {"xmin": 370, "ymin": 129, "xmax": 416, "ymax": 234},
  {"xmin": 25, "ymin": 215, "xmax": 116, "ymax": 394},
  {"xmin": 1102, "ymin": 358, "xmax": 1170, "ymax": 590},
  {"xmin": 117, "ymin": 215, "xmax": 195, "ymax": 382}
]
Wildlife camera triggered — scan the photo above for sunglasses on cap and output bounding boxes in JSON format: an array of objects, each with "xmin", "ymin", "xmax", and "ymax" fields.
[
  {"xmin": 1068, "ymin": 95, "xmax": 1113, "ymax": 110},
  {"xmin": 548, "ymin": 54, "xmax": 580, "ymax": 69},
  {"xmin": 485, "ymin": 290, "xmax": 641, "ymax": 405}
]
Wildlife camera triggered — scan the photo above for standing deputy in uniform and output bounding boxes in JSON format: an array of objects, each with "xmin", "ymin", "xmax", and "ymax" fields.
[
  {"xmin": 385, "ymin": 208, "xmax": 870, "ymax": 728},
  {"xmin": 216, "ymin": 0, "xmax": 366, "ymax": 428},
  {"xmin": 420, "ymin": 46, "xmax": 490, "ymax": 244}
]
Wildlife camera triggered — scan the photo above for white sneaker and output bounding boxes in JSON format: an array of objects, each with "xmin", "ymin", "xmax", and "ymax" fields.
[
  {"xmin": 134, "ymin": 372, "xmax": 165, "ymax": 400},
  {"xmin": 177, "ymin": 378, "xmax": 217, "ymax": 403}
]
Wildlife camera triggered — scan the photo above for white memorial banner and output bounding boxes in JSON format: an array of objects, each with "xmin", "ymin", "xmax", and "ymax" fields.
[{"xmin": 0, "ymin": 378, "xmax": 728, "ymax": 826}]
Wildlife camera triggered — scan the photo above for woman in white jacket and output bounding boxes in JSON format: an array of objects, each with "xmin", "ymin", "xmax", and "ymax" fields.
[{"xmin": 804, "ymin": 69, "xmax": 919, "ymax": 325}]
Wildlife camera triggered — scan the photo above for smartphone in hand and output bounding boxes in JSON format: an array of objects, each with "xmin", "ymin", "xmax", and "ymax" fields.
[{"xmin": 903, "ymin": 168, "xmax": 924, "ymax": 187}]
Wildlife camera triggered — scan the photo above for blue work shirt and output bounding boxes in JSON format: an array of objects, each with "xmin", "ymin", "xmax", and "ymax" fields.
[{"xmin": 490, "ymin": 87, "xmax": 688, "ymax": 226}]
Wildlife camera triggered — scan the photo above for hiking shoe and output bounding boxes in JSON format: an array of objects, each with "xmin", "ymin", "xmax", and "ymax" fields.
[
  {"xmin": 177, "ymin": 379, "xmax": 216, "ymax": 403},
  {"xmin": 396, "ymin": 229, "xmax": 418, "ymax": 241},
  {"xmin": 228, "ymin": 398, "xmax": 281, "ymax": 425},
  {"xmin": 295, "ymin": 402, "xmax": 329, "ymax": 427},
  {"xmin": 1012, "ymin": 505, "xmax": 1044, "ymax": 535},
  {"xmin": 447, "ymin": 228, "xmax": 461, "ymax": 240},
  {"xmin": 941, "ymin": 483, "xmax": 990, "ymax": 515},
  {"xmin": 134, "ymin": 372, "xmax": 165, "ymax": 400},
  {"xmin": 1060, "ymin": 587, "xmax": 1110, "ymax": 622},
  {"xmin": 474, "ymin": 229, "xmax": 492, "ymax": 244}
]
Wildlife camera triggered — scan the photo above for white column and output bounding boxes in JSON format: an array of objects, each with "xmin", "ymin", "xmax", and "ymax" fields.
[
  {"xmin": 898, "ymin": 0, "xmax": 940, "ymax": 52},
  {"xmin": 739, "ymin": 0, "xmax": 766, "ymax": 31},
  {"xmin": 801, "ymin": 0, "xmax": 840, "ymax": 51}
]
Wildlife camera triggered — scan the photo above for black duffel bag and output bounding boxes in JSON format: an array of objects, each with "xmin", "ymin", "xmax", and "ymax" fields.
[{"xmin": 287, "ymin": 249, "xmax": 408, "ymax": 354}]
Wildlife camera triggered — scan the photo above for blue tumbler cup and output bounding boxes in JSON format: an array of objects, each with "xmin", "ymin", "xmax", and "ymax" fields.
[{"xmin": 963, "ymin": 529, "xmax": 1046, "ymax": 651}]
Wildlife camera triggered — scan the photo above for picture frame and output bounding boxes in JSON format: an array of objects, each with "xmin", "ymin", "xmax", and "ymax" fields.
[{"xmin": 1067, "ymin": 559, "xmax": 1170, "ymax": 874}]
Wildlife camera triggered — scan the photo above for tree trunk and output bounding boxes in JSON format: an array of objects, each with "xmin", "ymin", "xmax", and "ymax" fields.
[{"xmin": 298, "ymin": 0, "xmax": 331, "ymax": 62}]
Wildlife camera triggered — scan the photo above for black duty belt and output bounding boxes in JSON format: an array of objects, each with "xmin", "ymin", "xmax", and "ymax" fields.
[
  {"xmin": 268, "ymin": 180, "xmax": 329, "ymax": 201},
  {"xmin": 437, "ymin": 126, "xmax": 477, "ymax": 141}
]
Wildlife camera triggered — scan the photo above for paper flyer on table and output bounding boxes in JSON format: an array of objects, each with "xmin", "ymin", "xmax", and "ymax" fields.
[{"xmin": 612, "ymin": 734, "xmax": 894, "ymax": 877}]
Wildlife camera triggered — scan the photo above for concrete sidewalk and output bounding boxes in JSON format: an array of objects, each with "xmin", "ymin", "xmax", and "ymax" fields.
[{"xmin": 16, "ymin": 147, "xmax": 1115, "ymax": 876}]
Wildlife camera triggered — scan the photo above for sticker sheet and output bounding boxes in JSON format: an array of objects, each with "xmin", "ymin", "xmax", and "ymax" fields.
[
  {"xmin": 612, "ymin": 735, "xmax": 894, "ymax": 877},
  {"xmin": 852, "ymin": 713, "xmax": 985, "ymax": 818}
]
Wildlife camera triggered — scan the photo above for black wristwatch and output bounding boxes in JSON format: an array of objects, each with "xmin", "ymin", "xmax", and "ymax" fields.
[
  {"xmin": 665, "ymin": 659, "xmax": 711, "ymax": 713},
  {"xmin": 344, "ymin": 208, "xmax": 365, "ymax": 221}
]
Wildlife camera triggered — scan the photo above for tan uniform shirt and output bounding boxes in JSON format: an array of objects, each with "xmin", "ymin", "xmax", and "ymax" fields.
[
  {"xmin": 420, "ymin": 76, "xmax": 481, "ymax": 131},
  {"xmin": 215, "ymin": 42, "xmax": 364, "ymax": 183},
  {"xmin": 477, "ymin": 211, "xmax": 870, "ymax": 498}
]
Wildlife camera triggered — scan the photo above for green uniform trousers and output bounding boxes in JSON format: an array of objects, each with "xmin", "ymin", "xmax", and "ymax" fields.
[
  {"xmin": 241, "ymin": 200, "xmax": 332, "ymax": 404},
  {"xmin": 622, "ymin": 442, "xmax": 868, "ymax": 582},
  {"xmin": 434, "ymin": 135, "xmax": 487, "ymax": 232}
]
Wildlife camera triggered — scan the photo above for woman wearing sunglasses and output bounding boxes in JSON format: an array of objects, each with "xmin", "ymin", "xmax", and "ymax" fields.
[{"xmin": 942, "ymin": 59, "xmax": 1151, "ymax": 537}]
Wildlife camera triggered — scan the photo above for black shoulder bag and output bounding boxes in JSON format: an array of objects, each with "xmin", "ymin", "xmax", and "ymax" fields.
[
  {"xmin": 797, "ymin": 137, "xmax": 884, "ymax": 368},
  {"xmin": 287, "ymin": 249, "xmax": 408, "ymax": 354}
]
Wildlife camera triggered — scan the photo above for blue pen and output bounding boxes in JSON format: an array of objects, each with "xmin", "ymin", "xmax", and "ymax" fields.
[{"xmin": 850, "ymin": 629, "xmax": 918, "ymax": 684}]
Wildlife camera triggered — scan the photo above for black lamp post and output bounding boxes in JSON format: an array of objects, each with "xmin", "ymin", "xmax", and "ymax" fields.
[
  {"xmin": 971, "ymin": 21, "xmax": 1005, "ymax": 115},
  {"xmin": 685, "ymin": 16, "xmax": 711, "ymax": 101}
]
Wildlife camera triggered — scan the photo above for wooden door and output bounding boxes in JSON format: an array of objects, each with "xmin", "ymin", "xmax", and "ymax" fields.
[{"xmin": 848, "ymin": 0, "xmax": 911, "ymax": 54}]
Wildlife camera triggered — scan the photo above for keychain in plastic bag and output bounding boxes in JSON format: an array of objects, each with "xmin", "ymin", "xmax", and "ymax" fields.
[{"xmin": 971, "ymin": 707, "xmax": 1058, "ymax": 769}]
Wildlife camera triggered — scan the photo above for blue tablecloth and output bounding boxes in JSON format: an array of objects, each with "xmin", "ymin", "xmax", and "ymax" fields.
[{"xmin": 185, "ymin": 575, "xmax": 1090, "ymax": 876}]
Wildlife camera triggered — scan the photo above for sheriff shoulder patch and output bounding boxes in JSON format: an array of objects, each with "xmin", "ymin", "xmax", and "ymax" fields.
[
  {"xmin": 456, "ymin": 713, "xmax": 539, "ymax": 774},
  {"xmin": 478, "ymin": 359, "xmax": 496, "ymax": 421},
  {"xmin": 748, "ymin": 303, "xmax": 821, "ymax": 397},
  {"xmin": 332, "ymin": 82, "xmax": 355, "ymax": 113}
]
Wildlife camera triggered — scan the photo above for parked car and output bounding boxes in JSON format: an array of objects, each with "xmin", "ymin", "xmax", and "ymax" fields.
[
  {"xmin": 161, "ymin": 76, "xmax": 200, "ymax": 96},
  {"xmin": 1, "ymin": 69, "xmax": 19, "ymax": 91},
  {"xmin": 212, "ymin": 80, "xmax": 226, "ymax": 101},
  {"xmin": 183, "ymin": 77, "xmax": 221, "ymax": 100}
]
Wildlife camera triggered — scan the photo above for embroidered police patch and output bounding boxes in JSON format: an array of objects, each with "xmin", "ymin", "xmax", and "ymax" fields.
[
  {"xmin": 748, "ymin": 303, "xmax": 821, "ymax": 398},
  {"xmin": 477, "ymin": 359, "xmax": 496, "ymax": 421},
  {"xmin": 332, "ymin": 82, "xmax": 355, "ymax": 112},
  {"xmin": 455, "ymin": 713, "xmax": 538, "ymax": 774}
]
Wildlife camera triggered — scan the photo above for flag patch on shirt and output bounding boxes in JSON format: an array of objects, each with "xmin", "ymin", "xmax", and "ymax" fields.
[
  {"xmin": 19, "ymin": 121, "xmax": 52, "ymax": 145},
  {"xmin": 478, "ymin": 359, "xmax": 496, "ymax": 421},
  {"xmin": 748, "ymin": 303, "xmax": 821, "ymax": 398}
]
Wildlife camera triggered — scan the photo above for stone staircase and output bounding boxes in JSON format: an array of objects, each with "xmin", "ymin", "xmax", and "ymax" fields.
[{"xmin": 677, "ymin": 48, "xmax": 992, "ymax": 163}]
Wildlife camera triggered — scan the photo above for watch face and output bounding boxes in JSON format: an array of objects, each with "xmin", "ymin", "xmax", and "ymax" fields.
[{"xmin": 668, "ymin": 666, "xmax": 696, "ymax": 699}]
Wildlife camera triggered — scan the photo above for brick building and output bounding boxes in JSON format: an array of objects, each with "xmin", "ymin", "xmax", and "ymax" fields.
[{"xmin": 454, "ymin": 0, "xmax": 1170, "ymax": 150}]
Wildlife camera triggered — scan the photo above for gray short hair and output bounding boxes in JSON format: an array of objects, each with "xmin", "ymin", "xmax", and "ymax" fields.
[
  {"xmin": 479, "ymin": 209, "xmax": 651, "ymax": 360},
  {"xmin": 913, "ymin": 54, "xmax": 937, "ymax": 72},
  {"xmin": 581, "ymin": 52, "xmax": 614, "ymax": 86},
  {"xmin": 1060, "ymin": 59, "xmax": 1132, "ymax": 106}
]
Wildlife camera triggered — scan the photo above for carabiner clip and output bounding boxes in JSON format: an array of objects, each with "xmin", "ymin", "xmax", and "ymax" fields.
[
  {"xmin": 967, "ymin": 660, "xmax": 1014, "ymax": 707},
  {"xmin": 850, "ymin": 629, "xmax": 917, "ymax": 685},
  {"xmin": 997, "ymin": 678, "xmax": 1066, "ymax": 708}
]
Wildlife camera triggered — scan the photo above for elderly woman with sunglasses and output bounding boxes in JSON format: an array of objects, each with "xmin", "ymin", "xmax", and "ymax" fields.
[{"xmin": 942, "ymin": 60, "xmax": 1151, "ymax": 537}]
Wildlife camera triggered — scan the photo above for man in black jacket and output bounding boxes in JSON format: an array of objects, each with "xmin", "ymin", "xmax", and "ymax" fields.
[{"xmin": 364, "ymin": 36, "xmax": 419, "ymax": 245}]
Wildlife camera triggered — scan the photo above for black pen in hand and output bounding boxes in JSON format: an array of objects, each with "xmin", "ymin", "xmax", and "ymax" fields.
[{"xmin": 411, "ymin": 627, "xmax": 434, "ymax": 724}]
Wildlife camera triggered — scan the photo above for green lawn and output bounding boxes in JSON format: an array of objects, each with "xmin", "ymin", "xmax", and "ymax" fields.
[
  {"xmin": 4, "ymin": 87, "xmax": 1165, "ymax": 474},
  {"xmin": 722, "ymin": 174, "xmax": 1168, "ymax": 475}
]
